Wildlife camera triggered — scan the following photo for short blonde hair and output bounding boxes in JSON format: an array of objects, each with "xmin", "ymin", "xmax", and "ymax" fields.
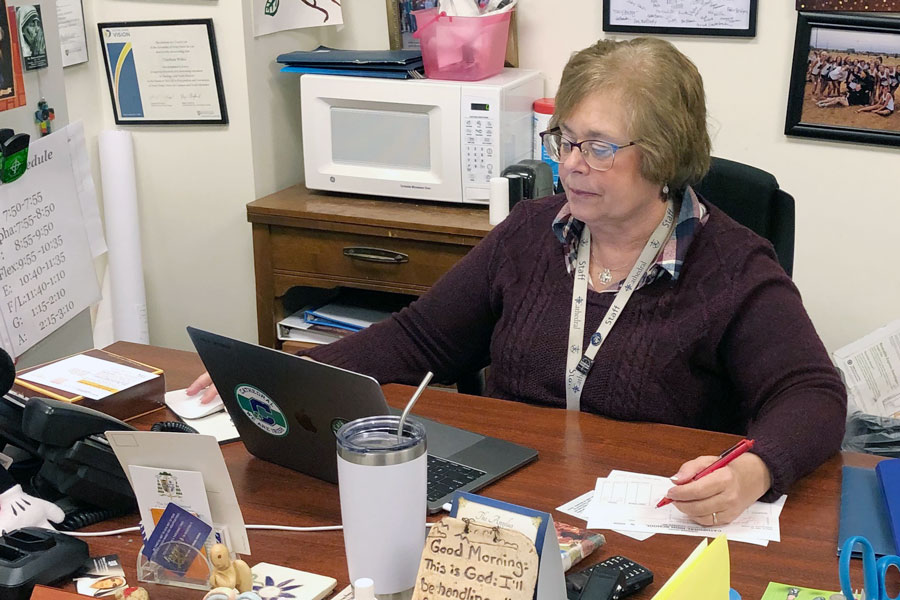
[{"xmin": 550, "ymin": 37, "xmax": 711, "ymax": 192}]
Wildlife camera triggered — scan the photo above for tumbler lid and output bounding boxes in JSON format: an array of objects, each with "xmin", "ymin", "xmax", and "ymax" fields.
[{"xmin": 336, "ymin": 416, "xmax": 426, "ymax": 466}]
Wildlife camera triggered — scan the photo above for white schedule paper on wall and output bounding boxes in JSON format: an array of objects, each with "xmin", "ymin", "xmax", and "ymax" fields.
[{"xmin": 0, "ymin": 124, "xmax": 101, "ymax": 357}]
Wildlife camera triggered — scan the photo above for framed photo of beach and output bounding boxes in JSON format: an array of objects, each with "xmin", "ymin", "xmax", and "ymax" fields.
[
  {"xmin": 785, "ymin": 12, "xmax": 900, "ymax": 148},
  {"xmin": 602, "ymin": 0, "xmax": 757, "ymax": 37}
]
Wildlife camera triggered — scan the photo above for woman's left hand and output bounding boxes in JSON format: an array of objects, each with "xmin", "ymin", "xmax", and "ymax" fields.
[{"xmin": 662, "ymin": 453, "xmax": 772, "ymax": 526}]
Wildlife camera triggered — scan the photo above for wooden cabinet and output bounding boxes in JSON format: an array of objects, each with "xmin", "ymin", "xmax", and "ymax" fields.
[{"xmin": 247, "ymin": 185, "xmax": 491, "ymax": 347}]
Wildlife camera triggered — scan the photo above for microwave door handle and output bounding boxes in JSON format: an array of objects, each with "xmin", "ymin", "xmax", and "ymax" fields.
[{"xmin": 343, "ymin": 247, "xmax": 410, "ymax": 264}]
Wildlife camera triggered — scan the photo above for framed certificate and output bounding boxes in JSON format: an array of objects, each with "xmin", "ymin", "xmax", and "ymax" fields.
[{"xmin": 98, "ymin": 19, "xmax": 227, "ymax": 125}]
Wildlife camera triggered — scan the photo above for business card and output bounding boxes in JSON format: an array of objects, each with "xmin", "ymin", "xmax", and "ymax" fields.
[{"xmin": 141, "ymin": 503, "xmax": 213, "ymax": 576}]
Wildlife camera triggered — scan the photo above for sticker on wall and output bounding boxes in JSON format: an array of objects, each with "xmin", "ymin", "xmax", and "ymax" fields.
[
  {"xmin": 16, "ymin": 5, "xmax": 47, "ymax": 71},
  {"xmin": 0, "ymin": 2, "xmax": 26, "ymax": 112},
  {"xmin": 253, "ymin": 0, "xmax": 343, "ymax": 37}
]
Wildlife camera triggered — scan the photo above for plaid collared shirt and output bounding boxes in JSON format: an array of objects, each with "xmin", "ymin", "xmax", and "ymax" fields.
[{"xmin": 551, "ymin": 186, "xmax": 708, "ymax": 292}]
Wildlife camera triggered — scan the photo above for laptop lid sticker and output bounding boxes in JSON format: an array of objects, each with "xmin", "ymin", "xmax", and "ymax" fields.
[{"xmin": 235, "ymin": 384, "xmax": 289, "ymax": 437}]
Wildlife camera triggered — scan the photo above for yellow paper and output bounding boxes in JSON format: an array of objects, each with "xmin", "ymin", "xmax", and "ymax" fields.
[{"xmin": 651, "ymin": 535, "xmax": 730, "ymax": 600}]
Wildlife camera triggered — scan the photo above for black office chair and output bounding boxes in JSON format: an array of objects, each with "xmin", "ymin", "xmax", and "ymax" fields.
[
  {"xmin": 694, "ymin": 157, "xmax": 795, "ymax": 278},
  {"xmin": 456, "ymin": 157, "xmax": 796, "ymax": 396}
]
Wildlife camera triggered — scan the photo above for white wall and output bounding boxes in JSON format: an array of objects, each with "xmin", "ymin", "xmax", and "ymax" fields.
[
  {"xmin": 65, "ymin": 0, "xmax": 899, "ymax": 353},
  {"xmin": 514, "ymin": 1, "xmax": 900, "ymax": 351},
  {"xmin": 63, "ymin": 0, "xmax": 388, "ymax": 352}
]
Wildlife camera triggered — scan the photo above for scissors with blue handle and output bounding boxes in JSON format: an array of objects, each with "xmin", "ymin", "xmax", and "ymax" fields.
[{"xmin": 839, "ymin": 536, "xmax": 900, "ymax": 600}]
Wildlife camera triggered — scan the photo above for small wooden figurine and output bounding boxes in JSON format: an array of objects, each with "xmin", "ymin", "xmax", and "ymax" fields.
[{"xmin": 208, "ymin": 543, "xmax": 252, "ymax": 593}]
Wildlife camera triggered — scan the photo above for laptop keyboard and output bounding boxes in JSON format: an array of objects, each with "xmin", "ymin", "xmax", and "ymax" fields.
[{"xmin": 427, "ymin": 455, "xmax": 486, "ymax": 502}]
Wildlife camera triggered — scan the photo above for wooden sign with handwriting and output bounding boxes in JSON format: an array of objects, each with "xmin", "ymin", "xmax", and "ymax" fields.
[{"xmin": 412, "ymin": 517, "xmax": 538, "ymax": 600}]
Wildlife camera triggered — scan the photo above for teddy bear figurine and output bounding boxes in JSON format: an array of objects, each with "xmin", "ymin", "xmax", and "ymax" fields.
[{"xmin": 208, "ymin": 543, "xmax": 252, "ymax": 593}]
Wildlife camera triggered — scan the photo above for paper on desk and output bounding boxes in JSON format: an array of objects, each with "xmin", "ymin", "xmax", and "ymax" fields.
[
  {"xmin": 19, "ymin": 354, "xmax": 159, "ymax": 400},
  {"xmin": 586, "ymin": 470, "xmax": 786, "ymax": 546},
  {"xmin": 129, "ymin": 465, "xmax": 213, "ymax": 540},
  {"xmin": 833, "ymin": 319, "xmax": 900, "ymax": 418},
  {"xmin": 183, "ymin": 410, "xmax": 240, "ymax": 444},
  {"xmin": 557, "ymin": 488, "xmax": 654, "ymax": 541}
]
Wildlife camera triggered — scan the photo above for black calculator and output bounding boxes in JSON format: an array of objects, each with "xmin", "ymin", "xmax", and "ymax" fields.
[{"xmin": 565, "ymin": 555, "xmax": 654, "ymax": 600}]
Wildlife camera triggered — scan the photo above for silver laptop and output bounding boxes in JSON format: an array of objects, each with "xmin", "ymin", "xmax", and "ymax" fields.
[{"xmin": 187, "ymin": 327, "xmax": 537, "ymax": 512}]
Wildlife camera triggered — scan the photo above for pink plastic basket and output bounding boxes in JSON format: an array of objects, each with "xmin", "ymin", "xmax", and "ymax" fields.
[{"xmin": 412, "ymin": 8, "xmax": 512, "ymax": 81}]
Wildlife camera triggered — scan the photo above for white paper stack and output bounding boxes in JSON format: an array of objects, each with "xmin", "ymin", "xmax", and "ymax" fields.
[
  {"xmin": 832, "ymin": 319, "xmax": 900, "ymax": 418},
  {"xmin": 558, "ymin": 470, "xmax": 786, "ymax": 546}
]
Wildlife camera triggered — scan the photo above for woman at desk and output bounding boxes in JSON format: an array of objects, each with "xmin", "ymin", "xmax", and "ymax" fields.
[{"xmin": 191, "ymin": 38, "xmax": 846, "ymax": 527}]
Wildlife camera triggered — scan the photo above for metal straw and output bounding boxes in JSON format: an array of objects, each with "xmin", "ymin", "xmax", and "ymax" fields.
[{"xmin": 397, "ymin": 371, "xmax": 434, "ymax": 439}]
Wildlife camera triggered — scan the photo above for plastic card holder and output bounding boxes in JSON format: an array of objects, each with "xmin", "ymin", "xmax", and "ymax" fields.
[{"xmin": 137, "ymin": 536, "xmax": 215, "ymax": 591}]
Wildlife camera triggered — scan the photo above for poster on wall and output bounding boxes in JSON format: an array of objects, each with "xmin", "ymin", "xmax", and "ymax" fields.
[
  {"xmin": 603, "ymin": 0, "xmax": 757, "ymax": 37},
  {"xmin": 56, "ymin": 0, "xmax": 88, "ymax": 67},
  {"xmin": 0, "ymin": 1, "xmax": 26, "ymax": 111},
  {"xmin": 16, "ymin": 5, "xmax": 47, "ymax": 71},
  {"xmin": 253, "ymin": 0, "xmax": 343, "ymax": 37},
  {"xmin": 97, "ymin": 19, "xmax": 227, "ymax": 125}
]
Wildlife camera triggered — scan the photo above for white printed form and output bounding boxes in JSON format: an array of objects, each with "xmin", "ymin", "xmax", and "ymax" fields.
[
  {"xmin": 585, "ymin": 470, "xmax": 785, "ymax": 546},
  {"xmin": 19, "ymin": 353, "xmax": 159, "ymax": 400}
]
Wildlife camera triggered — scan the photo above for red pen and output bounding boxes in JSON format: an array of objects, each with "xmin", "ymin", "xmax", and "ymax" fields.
[{"xmin": 656, "ymin": 439, "xmax": 756, "ymax": 508}]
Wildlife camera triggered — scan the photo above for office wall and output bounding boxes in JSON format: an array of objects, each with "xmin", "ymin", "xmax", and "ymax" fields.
[
  {"xmin": 516, "ymin": 1, "xmax": 900, "ymax": 351},
  {"xmin": 64, "ymin": 1, "xmax": 898, "ymax": 353},
  {"xmin": 62, "ymin": 0, "xmax": 388, "ymax": 352}
]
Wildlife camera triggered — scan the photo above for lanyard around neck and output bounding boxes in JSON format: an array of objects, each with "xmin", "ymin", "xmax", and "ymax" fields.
[{"xmin": 565, "ymin": 199, "xmax": 676, "ymax": 411}]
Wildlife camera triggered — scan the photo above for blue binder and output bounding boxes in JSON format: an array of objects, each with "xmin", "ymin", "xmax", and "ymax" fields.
[
  {"xmin": 838, "ymin": 465, "xmax": 895, "ymax": 557},
  {"xmin": 876, "ymin": 458, "xmax": 900, "ymax": 555}
]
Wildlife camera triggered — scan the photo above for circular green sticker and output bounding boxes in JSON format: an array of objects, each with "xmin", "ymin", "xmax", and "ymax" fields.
[
  {"xmin": 234, "ymin": 384, "xmax": 288, "ymax": 437},
  {"xmin": 331, "ymin": 418, "xmax": 348, "ymax": 436}
]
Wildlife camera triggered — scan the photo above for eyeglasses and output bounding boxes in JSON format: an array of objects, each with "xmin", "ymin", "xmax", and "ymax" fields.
[{"xmin": 539, "ymin": 128, "xmax": 639, "ymax": 172}]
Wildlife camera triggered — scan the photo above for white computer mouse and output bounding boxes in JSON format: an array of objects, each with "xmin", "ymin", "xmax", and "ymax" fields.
[{"xmin": 164, "ymin": 387, "xmax": 224, "ymax": 419}]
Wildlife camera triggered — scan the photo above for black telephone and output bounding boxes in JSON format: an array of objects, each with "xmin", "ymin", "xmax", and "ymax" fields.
[
  {"xmin": 0, "ymin": 390, "xmax": 139, "ymax": 525},
  {"xmin": 0, "ymin": 348, "xmax": 197, "ymax": 529}
]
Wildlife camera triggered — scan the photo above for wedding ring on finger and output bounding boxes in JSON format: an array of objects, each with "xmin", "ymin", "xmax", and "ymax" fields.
[{"xmin": 712, "ymin": 512, "xmax": 718, "ymax": 525}]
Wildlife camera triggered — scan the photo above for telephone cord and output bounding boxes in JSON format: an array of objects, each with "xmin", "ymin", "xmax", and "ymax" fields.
[{"xmin": 62, "ymin": 521, "xmax": 442, "ymax": 537}]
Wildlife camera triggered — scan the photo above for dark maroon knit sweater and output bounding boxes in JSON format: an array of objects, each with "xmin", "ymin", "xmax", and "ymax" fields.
[{"xmin": 308, "ymin": 193, "xmax": 847, "ymax": 498}]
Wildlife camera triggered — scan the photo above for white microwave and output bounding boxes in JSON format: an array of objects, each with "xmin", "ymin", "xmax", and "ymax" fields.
[{"xmin": 300, "ymin": 69, "xmax": 543, "ymax": 204}]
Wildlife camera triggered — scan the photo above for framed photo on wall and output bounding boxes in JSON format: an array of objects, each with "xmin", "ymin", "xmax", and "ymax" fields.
[
  {"xmin": 602, "ymin": 0, "xmax": 757, "ymax": 37},
  {"xmin": 0, "ymin": 0, "xmax": 26, "ymax": 112},
  {"xmin": 785, "ymin": 12, "xmax": 900, "ymax": 148},
  {"xmin": 98, "ymin": 19, "xmax": 227, "ymax": 125},
  {"xmin": 795, "ymin": 0, "xmax": 900, "ymax": 11}
]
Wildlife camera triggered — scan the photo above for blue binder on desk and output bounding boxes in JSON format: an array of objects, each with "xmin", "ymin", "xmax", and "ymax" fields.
[
  {"xmin": 838, "ymin": 465, "xmax": 896, "ymax": 557},
  {"xmin": 876, "ymin": 458, "xmax": 900, "ymax": 554}
]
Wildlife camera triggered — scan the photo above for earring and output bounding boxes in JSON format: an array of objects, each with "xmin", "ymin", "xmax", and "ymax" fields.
[{"xmin": 661, "ymin": 183, "xmax": 670, "ymax": 197}]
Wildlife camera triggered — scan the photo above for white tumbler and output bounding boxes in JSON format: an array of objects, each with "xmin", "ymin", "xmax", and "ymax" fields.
[{"xmin": 336, "ymin": 416, "xmax": 427, "ymax": 600}]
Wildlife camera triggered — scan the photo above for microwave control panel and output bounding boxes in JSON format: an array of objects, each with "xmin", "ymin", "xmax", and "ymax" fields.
[{"xmin": 461, "ymin": 96, "xmax": 500, "ymax": 193}]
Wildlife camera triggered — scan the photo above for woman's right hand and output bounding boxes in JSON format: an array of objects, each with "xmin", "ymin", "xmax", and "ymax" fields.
[{"xmin": 186, "ymin": 372, "xmax": 220, "ymax": 404}]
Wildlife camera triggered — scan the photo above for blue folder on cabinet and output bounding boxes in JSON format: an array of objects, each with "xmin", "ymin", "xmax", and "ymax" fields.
[
  {"xmin": 876, "ymin": 458, "xmax": 900, "ymax": 555},
  {"xmin": 838, "ymin": 465, "xmax": 897, "ymax": 557},
  {"xmin": 277, "ymin": 46, "xmax": 424, "ymax": 79}
]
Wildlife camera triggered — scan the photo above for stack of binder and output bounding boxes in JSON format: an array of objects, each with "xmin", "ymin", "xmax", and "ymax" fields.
[
  {"xmin": 278, "ymin": 302, "xmax": 395, "ymax": 345},
  {"xmin": 277, "ymin": 46, "xmax": 425, "ymax": 79},
  {"xmin": 838, "ymin": 458, "xmax": 900, "ymax": 556}
]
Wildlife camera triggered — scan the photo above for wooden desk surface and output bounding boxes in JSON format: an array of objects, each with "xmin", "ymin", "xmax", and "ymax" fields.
[{"xmin": 83, "ymin": 342, "xmax": 879, "ymax": 600}]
